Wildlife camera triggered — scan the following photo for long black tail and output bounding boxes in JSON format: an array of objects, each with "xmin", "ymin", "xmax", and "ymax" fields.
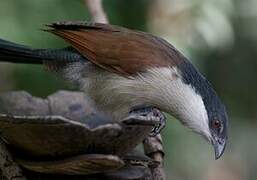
[{"xmin": 0, "ymin": 38, "xmax": 84, "ymax": 65}]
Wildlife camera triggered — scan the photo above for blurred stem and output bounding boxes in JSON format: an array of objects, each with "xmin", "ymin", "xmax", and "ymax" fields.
[{"xmin": 84, "ymin": 0, "xmax": 108, "ymax": 23}]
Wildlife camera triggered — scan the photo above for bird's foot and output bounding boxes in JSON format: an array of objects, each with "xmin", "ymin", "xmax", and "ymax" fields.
[{"xmin": 122, "ymin": 107, "xmax": 166, "ymax": 137}]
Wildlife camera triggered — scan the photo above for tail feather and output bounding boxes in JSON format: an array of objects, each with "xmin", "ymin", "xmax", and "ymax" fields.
[
  {"xmin": 0, "ymin": 39, "xmax": 44, "ymax": 64},
  {"xmin": 0, "ymin": 38, "xmax": 85, "ymax": 65}
]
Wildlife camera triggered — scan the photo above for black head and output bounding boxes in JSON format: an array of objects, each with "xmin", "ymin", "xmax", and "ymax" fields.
[{"xmin": 179, "ymin": 60, "xmax": 228, "ymax": 159}]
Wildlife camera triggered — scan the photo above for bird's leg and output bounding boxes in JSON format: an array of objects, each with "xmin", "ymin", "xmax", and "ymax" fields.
[{"xmin": 122, "ymin": 106, "xmax": 166, "ymax": 136}]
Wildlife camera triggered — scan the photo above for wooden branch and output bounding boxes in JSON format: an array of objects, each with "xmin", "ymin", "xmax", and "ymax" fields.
[
  {"xmin": 143, "ymin": 134, "xmax": 166, "ymax": 180},
  {"xmin": 0, "ymin": 139, "xmax": 26, "ymax": 180},
  {"xmin": 84, "ymin": 0, "xmax": 108, "ymax": 23},
  {"xmin": 0, "ymin": 91, "xmax": 155, "ymax": 179}
]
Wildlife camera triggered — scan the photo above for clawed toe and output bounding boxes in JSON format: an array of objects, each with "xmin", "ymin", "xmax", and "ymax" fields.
[
  {"xmin": 122, "ymin": 107, "xmax": 166, "ymax": 136},
  {"xmin": 149, "ymin": 116, "xmax": 166, "ymax": 137}
]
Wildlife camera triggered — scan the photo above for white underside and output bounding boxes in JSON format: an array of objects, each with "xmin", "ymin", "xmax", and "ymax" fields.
[{"xmin": 63, "ymin": 62, "xmax": 211, "ymax": 139}]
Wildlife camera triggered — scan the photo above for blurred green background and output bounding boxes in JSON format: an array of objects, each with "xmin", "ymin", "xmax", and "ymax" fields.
[{"xmin": 0, "ymin": 0, "xmax": 256, "ymax": 179}]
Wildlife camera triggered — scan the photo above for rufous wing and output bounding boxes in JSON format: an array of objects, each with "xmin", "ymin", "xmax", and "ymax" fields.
[{"xmin": 45, "ymin": 21, "xmax": 184, "ymax": 76}]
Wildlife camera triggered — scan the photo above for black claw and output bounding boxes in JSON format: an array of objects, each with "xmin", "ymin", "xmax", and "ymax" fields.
[{"xmin": 149, "ymin": 112, "xmax": 166, "ymax": 137}]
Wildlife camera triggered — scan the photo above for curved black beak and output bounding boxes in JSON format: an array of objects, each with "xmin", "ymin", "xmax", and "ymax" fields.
[{"xmin": 212, "ymin": 137, "xmax": 226, "ymax": 160}]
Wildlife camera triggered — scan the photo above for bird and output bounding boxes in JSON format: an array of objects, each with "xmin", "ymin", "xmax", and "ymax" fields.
[{"xmin": 0, "ymin": 21, "xmax": 228, "ymax": 159}]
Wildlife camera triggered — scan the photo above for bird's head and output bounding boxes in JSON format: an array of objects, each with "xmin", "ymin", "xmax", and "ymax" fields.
[
  {"xmin": 172, "ymin": 61, "xmax": 228, "ymax": 159},
  {"xmin": 138, "ymin": 58, "xmax": 228, "ymax": 159}
]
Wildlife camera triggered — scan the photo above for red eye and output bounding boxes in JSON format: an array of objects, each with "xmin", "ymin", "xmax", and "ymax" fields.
[{"xmin": 213, "ymin": 120, "xmax": 221, "ymax": 129}]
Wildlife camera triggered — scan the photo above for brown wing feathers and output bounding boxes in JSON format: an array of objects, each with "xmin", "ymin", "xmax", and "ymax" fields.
[{"xmin": 45, "ymin": 21, "xmax": 183, "ymax": 76}]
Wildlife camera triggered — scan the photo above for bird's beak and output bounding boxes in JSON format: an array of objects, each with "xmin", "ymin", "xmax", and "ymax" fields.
[{"xmin": 212, "ymin": 136, "xmax": 226, "ymax": 160}]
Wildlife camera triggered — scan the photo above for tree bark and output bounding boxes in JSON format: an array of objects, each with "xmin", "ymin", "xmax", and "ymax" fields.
[
  {"xmin": 0, "ymin": 139, "xmax": 27, "ymax": 180},
  {"xmin": 143, "ymin": 135, "xmax": 166, "ymax": 180}
]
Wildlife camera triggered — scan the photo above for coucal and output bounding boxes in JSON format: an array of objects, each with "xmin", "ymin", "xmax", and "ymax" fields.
[{"xmin": 0, "ymin": 21, "xmax": 228, "ymax": 159}]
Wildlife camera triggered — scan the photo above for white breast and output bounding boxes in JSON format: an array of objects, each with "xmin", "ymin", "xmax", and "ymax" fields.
[{"xmin": 63, "ymin": 62, "xmax": 211, "ymax": 139}]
